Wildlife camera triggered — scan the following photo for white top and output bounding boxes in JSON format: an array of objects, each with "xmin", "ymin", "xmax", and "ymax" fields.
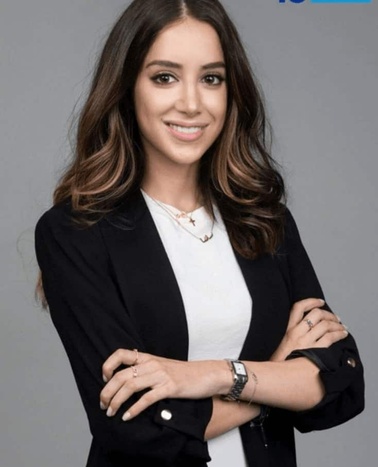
[{"xmin": 141, "ymin": 189, "xmax": 252, "ymax": 466}]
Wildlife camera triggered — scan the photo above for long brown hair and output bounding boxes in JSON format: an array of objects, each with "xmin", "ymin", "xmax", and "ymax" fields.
[{"xmin": 36, "ymin": 0, "xmax": 286, "ymax": 308}]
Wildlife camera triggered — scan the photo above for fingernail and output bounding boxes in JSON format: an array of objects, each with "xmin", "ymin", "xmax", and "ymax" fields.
[
  {"xmin": 103, "ymin": 374, "xmax": 108, "ymax": 383},
  {"xmin": 343, "ymin": 324, "xmax": 348, "ymax": 331},
  {"xmin": 336, "ymin": 315, "xmax": 342, "ymax": 323},
  {"xmin": 106, "ymin": 407, "xmax": 114, "ymax": 417},
  {"xmin": 319, "ymin": 299, "xmax": 325, "ymax": 306},
  {"xmin": 343, "ymin": 330, "xmax": 349, "ymax": 335},
  {"xmin": 100, "ymin": 401, "xmax": 106, "ymax": 410},
  {"xmin": 122, "ymin": 411, "xmax": 131, "ymax": 421}
]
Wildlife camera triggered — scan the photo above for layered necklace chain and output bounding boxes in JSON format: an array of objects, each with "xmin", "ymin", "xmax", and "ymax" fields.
[
  {"xmin": 142, "ymin": 190, "xmax": 214, "ymax": 243},
  {"xmin": 174, "ymin": 208, "xmax": 196, "ymax": 226}
]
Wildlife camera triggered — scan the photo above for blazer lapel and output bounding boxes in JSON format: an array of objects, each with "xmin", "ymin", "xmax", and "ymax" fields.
[
  {"xmin": 100, "ymin": 190, "xmax": 189, "ymax": 360},
  {"xmin": 100, "ymin": 189, "xmax": 290, "ymax": 363},
  {"xmin": 235, "ymin": 251, "xmax": 291, "ymax": 361}
]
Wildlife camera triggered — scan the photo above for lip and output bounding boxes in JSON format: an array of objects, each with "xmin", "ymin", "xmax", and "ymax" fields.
[{"xmin": 164, "ymin": 121, "xmax": 208, "ymax": 142}]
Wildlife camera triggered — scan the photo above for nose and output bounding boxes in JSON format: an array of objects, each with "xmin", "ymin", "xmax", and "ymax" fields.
[{"xmin": 175, "ymin": 82, "xmax": 201, "ymax": 116}]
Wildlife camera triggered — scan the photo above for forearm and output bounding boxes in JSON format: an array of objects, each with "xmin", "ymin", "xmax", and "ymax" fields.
[
  {"xmin": 98, "ymin": 352, "xmax": 326, "ymax": 428},
  {"xmin": 241, "ymin": 357, "xmax": 325, "ymax": 411},
  {"xmin": 205, "ymin": 397, "xmax": 260, "ymax": 441}
]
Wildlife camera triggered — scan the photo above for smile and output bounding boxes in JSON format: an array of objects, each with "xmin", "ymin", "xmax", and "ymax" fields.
[
  {"xmin": 165, "ymin": 122, "xmax": 207, "ymax": 141},
  {"xmin": 169, "ymin": 124, "xmax": 202, "ymax": 134}
]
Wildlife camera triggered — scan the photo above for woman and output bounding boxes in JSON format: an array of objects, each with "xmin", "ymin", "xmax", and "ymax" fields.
[{"xmin": 34, "ymin": 1, "xmax": 364, "ymax": 466}]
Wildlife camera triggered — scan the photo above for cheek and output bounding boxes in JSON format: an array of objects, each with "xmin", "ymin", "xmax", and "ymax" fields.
[
  {"xmin": 133, "ymin": 102, "xmax": 148, "ymax": 135},
  {"xmin": 135, "ymin": 92, "xmax": 170, "ymax": 127},
  {"xmin": 134, "ymin": 80, "xmax": 156, "ymax": 122},
  {"xmin": 134, "ymin": 97, "xmax": 155, "ymax": 131},
  {"xmin": 207, "ymin": 91, "xmax": 227, "ymax": 122}
]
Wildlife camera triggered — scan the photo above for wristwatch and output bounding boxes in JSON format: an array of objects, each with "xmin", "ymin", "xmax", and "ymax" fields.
[{"xmin": 222, "ymin": 359, "xmax": 249, "ymax": 401}]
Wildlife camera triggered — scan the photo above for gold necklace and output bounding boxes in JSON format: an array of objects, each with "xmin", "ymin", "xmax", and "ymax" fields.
[
  {"xmin": 175, "ymin": 210, "xmax": 196, "ymax": 226},
  {"xmin": 144, "ymin": 192, "xmax": 214, "ymax": 243}
]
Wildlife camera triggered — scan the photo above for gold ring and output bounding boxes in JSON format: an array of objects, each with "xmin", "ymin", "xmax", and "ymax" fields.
[
  {"xmin": 132, "ymin": 348, "xmax": 139, "ymax": 365},
  {"xmin": 304, "ymin": 318, "xmax": 314, "ymax": 331},
  {"xmin": 131, "ymin": 365, "xmax": 138, "ymax": 378}
]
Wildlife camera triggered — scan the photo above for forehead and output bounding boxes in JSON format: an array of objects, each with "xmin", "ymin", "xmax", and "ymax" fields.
[{"xmin": 143, "ymin": 17, "xmax": 224, "ymax": 64}]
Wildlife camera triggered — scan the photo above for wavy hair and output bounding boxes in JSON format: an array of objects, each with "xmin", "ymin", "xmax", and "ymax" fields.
[{"xmin": 36, "ymin": 0, "xmax": 286, "ymax": 308}]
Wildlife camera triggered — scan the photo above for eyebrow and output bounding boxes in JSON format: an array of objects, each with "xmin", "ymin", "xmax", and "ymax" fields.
[{"xmin": 146, "ymin": 60, "xmax": 226, "ymax": 70}]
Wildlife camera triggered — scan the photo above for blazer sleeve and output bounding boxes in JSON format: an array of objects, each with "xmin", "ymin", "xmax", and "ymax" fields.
[
  {"xmin": 34, "ymin": 202, "xmax": 212, "ymax": 465},
  {"xmin": 276, "ymin": 208, "xmax": 365, "ymax": 433}
]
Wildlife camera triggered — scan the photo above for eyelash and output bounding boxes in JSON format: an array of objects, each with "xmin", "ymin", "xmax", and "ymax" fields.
[
  {"xmin": 203, "ymin": 74, "xmax": 225, "ymax": 86},
  {"xmin": 151, "ymin": 73, "xmax": 225, "ymax": 86}
]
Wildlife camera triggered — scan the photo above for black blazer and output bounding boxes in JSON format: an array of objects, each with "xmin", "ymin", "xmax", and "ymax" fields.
[{"xmin": 34, "ymin": 189, "xmax": 364, "ymax": 467}]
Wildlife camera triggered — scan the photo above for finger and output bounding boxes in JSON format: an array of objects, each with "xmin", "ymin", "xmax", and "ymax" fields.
[
  {"xmin": 306, "ymin": 320, "xmax": 347, "ymax": 343},
  {"xmin": 100, "ymin": 367, "xmax": 133, "ymax": 409},
  {"xmin": 105, "ymin": 376, "xmax": 149, "ymax": 417},
  {"xmin": 313, "ymin": 329, "xmax": 349, "ymax": 348},
  {"xmin": 122, "ymin": 387, "xmax": 168, "ymax": 421},
  {"xmin": 102, "ymin": 349, "xmax": 147, "ymax": 382},
  {"xmin": 301, "ymin": 308, "xmax": 339, "ymax": 333},
  {"xmin": 101, "ymin": 366, "xmax": 159, "ymax": 416},
  {"xmin": 289, "ymin": 298, "xmax": 325, "ymax": 328}
]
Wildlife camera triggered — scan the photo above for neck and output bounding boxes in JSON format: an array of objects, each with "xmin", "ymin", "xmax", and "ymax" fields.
[{"xmin": 141, "ymin": 165, "xmax": 203, "ymax": 212}]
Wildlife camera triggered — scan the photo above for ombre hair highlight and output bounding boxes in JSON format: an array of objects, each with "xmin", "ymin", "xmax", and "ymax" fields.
[{"xmin": 36, "ymin": 0, "xmax": 286, "ymax": 308}]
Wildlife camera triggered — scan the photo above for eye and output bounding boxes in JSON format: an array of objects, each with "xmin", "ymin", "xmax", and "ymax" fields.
[
  {"xmin": 151, "ymin": 73, "xmax": 177, "ymax": 85},
  {"xmin": 202, "ymin": 74, "xmax": 225, "ymax": 86}
]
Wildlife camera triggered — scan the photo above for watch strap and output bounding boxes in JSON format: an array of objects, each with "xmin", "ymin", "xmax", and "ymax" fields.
[{"xmin": 222, "ymin": 359, "xmax": 249, "ymax": 401}]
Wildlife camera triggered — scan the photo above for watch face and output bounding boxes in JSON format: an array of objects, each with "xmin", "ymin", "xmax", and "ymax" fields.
[{"xmin": 234, "ymin": 362, "xmax": 247, "ymax": 376}]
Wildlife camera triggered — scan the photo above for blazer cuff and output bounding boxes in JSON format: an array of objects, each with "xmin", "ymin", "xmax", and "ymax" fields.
[
  {"xmin": 286, "ymin": 346, "xmax": 362, "ymax": 396},
  {"xmin": 153, "ymin": 397, "xmax": 213, "ymax": 441}
]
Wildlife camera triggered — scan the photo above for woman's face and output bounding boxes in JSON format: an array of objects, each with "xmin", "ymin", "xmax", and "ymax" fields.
[{"xmin": 134, "ymin": 17, "xmax": 227, "ymax": 172}]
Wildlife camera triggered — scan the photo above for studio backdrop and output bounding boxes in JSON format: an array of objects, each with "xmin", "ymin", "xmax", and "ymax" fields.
[{"xmin": 1, "ymin": 1, "xmax": 376, "ymax": 466}]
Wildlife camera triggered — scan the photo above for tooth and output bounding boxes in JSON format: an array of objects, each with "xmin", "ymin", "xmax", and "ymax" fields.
[{"xmin": 170, "ymin": 124, "xmax": 201, "ymax": 134}]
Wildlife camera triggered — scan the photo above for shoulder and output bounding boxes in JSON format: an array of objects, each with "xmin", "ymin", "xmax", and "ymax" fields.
[
  {"xmin": 274, "ymin": 205, "xmax": 304, "ymax": 257},
  {"xmin": 281, "ymin": 204, "xmax": 296, "ymax": 229},
  {"xmin": 283, "ymin": 205, "xmax": 302, "ymax": 240},
  {"xmin": 34, "ymin": 200, "xmax": 111, "ymax": 276},
  {"xmin": 36, "ymin": 199, "xmax": 74, "ymax": 230},
  {"xmin": 34, "ymin": 199, "xmax": 103, "ymax": 246},
  {"xmin": 35, "ymin": 189, "xmax": 146, "ymax": 240}
]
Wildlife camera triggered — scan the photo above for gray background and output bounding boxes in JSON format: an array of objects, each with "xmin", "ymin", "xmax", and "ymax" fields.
[{"xmin": 1, "ymin": 0, "xmax": 376, "ymax": 466}]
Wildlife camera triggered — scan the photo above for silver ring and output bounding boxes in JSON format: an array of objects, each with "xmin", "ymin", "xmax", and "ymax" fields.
[{"xmin": 304, "ymin": 318, "xmax": 314, "ymax": 331}]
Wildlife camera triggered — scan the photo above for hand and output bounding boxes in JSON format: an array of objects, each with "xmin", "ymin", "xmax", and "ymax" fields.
[
  {"xmin": 270, "ymin": 298, "xmax": 348, "ymax": 362},
  {"xmin": 100, "ymin": 350, "xmax": 228, "ymax": 421}
]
